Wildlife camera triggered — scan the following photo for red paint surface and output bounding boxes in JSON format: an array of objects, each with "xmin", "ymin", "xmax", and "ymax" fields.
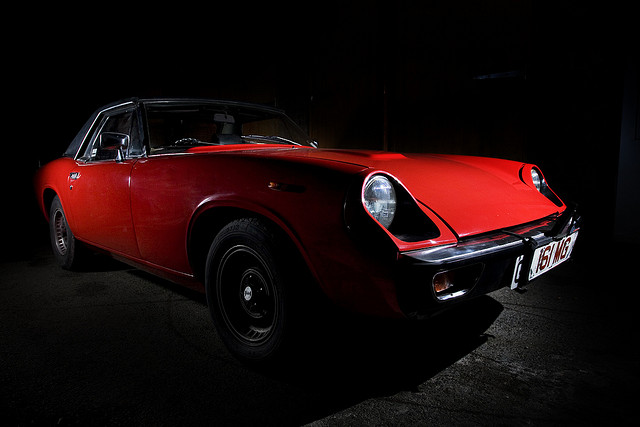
[{"xmin": 35, "ymin": 144, "xmax": 565, "ymax": 317}]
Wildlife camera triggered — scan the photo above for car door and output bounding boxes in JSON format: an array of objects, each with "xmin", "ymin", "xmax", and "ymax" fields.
[{"xmin": 66, "ymin": 106, "xmax": 143, "ymax": 258}]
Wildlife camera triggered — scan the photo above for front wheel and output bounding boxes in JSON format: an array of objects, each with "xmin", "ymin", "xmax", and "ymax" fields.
[{"xmin": 205, "ymin": 218, "xmax": 297, "ymax": 364}]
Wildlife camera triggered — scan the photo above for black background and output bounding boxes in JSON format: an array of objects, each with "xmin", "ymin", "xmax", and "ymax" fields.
[
  {"xmin": 5, "ymin": 1, "xmax": 637, "ymax": 260},
  {"xmin": 2, "ymin": 2, "xmax": 639, "ymax": 425}
]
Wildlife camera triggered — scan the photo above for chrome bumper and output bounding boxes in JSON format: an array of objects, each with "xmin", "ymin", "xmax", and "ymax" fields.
[
  {"xmin": 395, "ymin": 206, "xmax": 582, "ymax": 318},
  {"xmin": 402, "ymin": 205, "xmax": 581, "ymax": 267}
]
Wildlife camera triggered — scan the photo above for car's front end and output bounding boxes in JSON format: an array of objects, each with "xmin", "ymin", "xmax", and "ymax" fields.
[
  {"xmin": 395, "ymin": 206, "xmax": 580, "ymax": 317},
  {"xmin": 295, "ymin": 149, "xmax": 581, "ymax": 319}
]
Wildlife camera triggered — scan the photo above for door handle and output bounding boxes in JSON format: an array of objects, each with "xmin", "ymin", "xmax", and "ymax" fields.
[{"xmin": 69, "ymin": 172, "xmax": 80, "ymax": 190}]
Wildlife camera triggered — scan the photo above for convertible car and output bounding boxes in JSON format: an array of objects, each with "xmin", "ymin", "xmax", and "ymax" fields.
[{"xmin": 34, "ymin": 98, "xmax": 580, "ymax": 363}]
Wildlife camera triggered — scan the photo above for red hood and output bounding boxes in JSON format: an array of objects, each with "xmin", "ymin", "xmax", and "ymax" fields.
[{"xmin": 295, "ymin": 148, "xmax": 564, "ymax": 237}]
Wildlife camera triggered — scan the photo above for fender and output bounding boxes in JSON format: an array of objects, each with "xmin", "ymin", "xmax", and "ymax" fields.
[
  {"xmin": 187, "ymin": 194, "xmax": 321, "ymax": 285},
  {"xmin": 34, "ymin": 158, "xmax": 77, "ymax": 229}
]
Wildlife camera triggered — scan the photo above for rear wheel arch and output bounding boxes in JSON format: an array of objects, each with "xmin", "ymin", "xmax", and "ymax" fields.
[{"xmin": 42, "ymin": 188, "xmax": 58, "ymax": 222}]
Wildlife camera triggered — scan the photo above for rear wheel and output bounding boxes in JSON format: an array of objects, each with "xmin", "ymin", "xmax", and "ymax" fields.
[
  {"xmin": 49, "ymin": 196, "xmax": 82, "ymax": 269},
  {"xmin": 205, "ymin": 218, "xmax": 298, "ymax": 364}
]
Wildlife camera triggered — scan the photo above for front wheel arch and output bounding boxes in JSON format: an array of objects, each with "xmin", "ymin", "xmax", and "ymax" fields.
[{"xmin": 188, "ymin": 206, "xmax": 315, "ymax": 285}]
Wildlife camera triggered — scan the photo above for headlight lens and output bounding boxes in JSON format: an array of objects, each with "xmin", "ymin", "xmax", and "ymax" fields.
[
  {"xmin": 531, "ymin": 168, "xmax": 543, "ymax": 191},
  {"xmin": 363, "ymin": 175, "xmax": 397, "ymax": 229}
]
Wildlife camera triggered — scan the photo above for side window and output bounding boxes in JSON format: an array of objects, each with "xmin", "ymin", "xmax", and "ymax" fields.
[{"xmin": 80, "ymin": 109, "xmax": 143, "ymax": 161}]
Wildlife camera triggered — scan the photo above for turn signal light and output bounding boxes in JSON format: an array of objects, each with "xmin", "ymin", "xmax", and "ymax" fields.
[
  {"xmin": 432, "ymin": 264, "xmax": 483, "ymax": 301},
  {"xmin": 433, "ymin": 274, "xmax": 454, "ymax": 294}
]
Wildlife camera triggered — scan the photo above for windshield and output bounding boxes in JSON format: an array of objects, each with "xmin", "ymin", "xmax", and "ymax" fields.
[{"xmin": 145, "ymin": 102, "xmax": 314, "ymax": 154}]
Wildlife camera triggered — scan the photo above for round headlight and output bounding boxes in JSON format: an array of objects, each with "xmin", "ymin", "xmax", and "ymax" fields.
[
  {"xmin": 531, "ymin": 168, "xmax": 543, "ymax": 192},
  {"xmin": 363, "ymin": 175, "xmax": 397, "ymax": 229}
]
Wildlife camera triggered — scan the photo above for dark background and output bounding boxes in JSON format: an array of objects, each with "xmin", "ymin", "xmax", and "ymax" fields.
[
  {"xmin": 2, "ymin": 1, "xmax": 638, "ymax": 424},
  {"xmin": 5, "ymin": 1, "xmax": 638, "ymax": 260}
]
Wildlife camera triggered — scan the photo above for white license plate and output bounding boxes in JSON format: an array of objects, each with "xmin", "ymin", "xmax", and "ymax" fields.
[{"xmin": 511, "ymin": 231, "xmax": 578, "ymax": 289}]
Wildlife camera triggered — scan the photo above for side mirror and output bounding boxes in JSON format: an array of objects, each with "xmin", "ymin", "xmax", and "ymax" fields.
[
  {"xmin": 99, "ymin": 132, "xmax": 129, "ymax": 150},
  {"xmin": 99, "ymin": 132, "xmax": 129, "ymax": 162}
]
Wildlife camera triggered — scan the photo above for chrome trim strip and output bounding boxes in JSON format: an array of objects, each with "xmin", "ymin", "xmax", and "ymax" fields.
[
  {"xmin": 402, "ymin": 219, "xmax": 557, "ymax": 266},
  {"xmin": 437, "ymin": 289, "xmax": 469, "ymax": 301},
  {"xmin": 408, "ymin": 237, "xmax": 528, "ymax": 265}
]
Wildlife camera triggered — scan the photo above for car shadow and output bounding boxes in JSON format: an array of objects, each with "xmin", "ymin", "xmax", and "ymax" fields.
[
  {"xmin": 265, "ymin": 296, "xmax": 503, "ymax": 411},
  {"xmin": 122, "ymin": 266, "xmax": 503, "ymax": 424},
  {"xmin": 127, "ymin": 266, "xmax": 503, "ymax": 424},
  {"xmin": 74, "ymin": 251, "xmax": 132, "ymax": 272}
]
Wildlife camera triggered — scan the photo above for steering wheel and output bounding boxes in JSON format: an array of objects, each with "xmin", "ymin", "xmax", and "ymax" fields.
[{"xmin": 173, "ymin": 137, "xmax": 202, "ymax": 146}]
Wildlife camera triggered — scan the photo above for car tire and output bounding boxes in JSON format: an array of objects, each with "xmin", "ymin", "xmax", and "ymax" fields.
[
  {"xmin": 205, "ymin": 218, "xmax": 298, "ymax": 364},
  {"xmin": 49, "ymin": 195, "xmax": 82, "ymax": 269}
]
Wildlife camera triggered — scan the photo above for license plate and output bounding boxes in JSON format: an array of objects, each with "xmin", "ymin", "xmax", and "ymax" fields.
[{"xmin": 511, "ymin": 231, "xmax": 578, "ymax": 289}]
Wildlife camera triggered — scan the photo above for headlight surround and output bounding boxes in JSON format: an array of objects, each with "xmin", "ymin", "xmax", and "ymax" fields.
[
  {"xmin": 362, "ymin": 175, "xmax": 397, "ymax": 229},
  {"xmin": 345, "ymin": 171, "xmax": 442, "ymax": 243},
  {"xmin": 531, "ymin": 168, "xmax": 543, "ymax": 192},
  {"xmin": 520, "ymin": 164, "xmax": 564, "ymax": 207}
]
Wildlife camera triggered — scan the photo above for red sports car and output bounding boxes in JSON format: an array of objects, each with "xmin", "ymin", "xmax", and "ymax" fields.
[{"xmin": 34, "ymin": 98, "xmax": 581, "ymax": 363}]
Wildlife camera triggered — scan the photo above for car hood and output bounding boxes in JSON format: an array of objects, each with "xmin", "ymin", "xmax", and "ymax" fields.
[{"xmin": 292, "ymin": 148, "xmax": 563, "ymax": 237}]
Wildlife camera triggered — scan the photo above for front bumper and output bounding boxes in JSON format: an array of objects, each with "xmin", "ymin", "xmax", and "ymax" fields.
[{"xmin": 395, "ymin": 205, "xmax": 582, "ymax": 318}]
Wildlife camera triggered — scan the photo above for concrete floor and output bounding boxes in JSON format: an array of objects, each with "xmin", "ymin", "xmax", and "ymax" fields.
[{"xmin": 1, "ymin": 235, "xmax": 637, "ymax": 426}]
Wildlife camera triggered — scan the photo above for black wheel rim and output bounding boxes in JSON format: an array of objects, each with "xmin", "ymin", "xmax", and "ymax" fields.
[
  {"xmin": 216, "ymin": 245, "xmax": 278, "ymax": 346},
  {"xmin": 53, "ymin": 209, "xmax": 68, "ymax": 256}
]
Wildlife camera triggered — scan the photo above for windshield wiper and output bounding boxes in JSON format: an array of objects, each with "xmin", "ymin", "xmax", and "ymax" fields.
[{"xmin": 243, "ymin": 135, "xmax": 301, "ymax": 146}]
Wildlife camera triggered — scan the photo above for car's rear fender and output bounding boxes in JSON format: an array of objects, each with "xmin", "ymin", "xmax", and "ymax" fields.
[{"xmin": 34, "ymin": 158, "xmax": 78, "ymax": 227}]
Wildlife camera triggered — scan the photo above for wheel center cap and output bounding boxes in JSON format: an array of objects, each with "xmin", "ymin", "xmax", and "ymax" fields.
[{"xmin": 243, "ymin": 286, "xmax": 253, "ymax": 301}]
